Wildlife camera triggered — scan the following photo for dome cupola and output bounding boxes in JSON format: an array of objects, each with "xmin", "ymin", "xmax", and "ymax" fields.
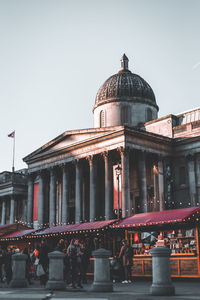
[{"xmin": 93, "ymin": 54, "xmax": 159, "ymax": 128}]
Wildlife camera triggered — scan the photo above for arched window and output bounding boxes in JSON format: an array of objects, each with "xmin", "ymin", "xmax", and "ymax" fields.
[
  {"xmin": 100, "ymin": 110, "xmax": 105, "ymax": 127},
  {"xmin": 146, "ymin": 108, "xmax": 153, "ymax": 122}
]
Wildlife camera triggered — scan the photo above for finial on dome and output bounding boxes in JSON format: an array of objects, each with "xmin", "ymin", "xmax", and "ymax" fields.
[{"xmin": 120, "ymin": 54, "xmax": 129, "ymax": 70}]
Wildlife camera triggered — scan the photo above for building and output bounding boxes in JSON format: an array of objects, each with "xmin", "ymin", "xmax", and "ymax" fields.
[
  {"xmin": 5, "ymin": 54, "xmax": 200, "ymax": 229},
  {"xmin": 0, "ymin": 170, "xmax": 27, "ymax": 225}
]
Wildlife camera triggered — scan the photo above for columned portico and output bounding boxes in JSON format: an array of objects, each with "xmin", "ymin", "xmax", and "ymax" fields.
[
  {"xmin": 10, "ymin": 196, "xmax": 15, "ymax": 224},
  {"xmin": 103, "ymin": 152, "xmax": 112, "ymax": 220},
  {"xmin": 27, "ymin": 175, "xmax": 34, "ymax": 224},
  {"xmin": 75, "ymin": 160, "xmax": 82, "ymax": 224},
  {"xmin": 138, "ymin": 151, "xmax": 148, "ymax": 212},
  {"xmin": 88, "ymin": 156, "xmax": 96, "ymax": 222},
  {"xmin": 158, "ymin": 159, "xmax": 165, "ymax": 211},
  {"xmin": 62, "ymin": 165, "xmax": 69, "ymax": 225},
  {"xmin": 120, "ymin": 147, "xmax": 130, "ymax": 218},
  {"xmin": 49, "ymin": 168, "xmax": 56, "ymax": 227},
  {"xmin": 1, "ymin": 199, "xmax": 6, "ymax": 225},
  {"xmin": 187, "ymin": 155, "xmax": 197, "ymax": 206},
  {"xmin": 38, "ymin": 173, "xmax": 44, "ymax": 227}
]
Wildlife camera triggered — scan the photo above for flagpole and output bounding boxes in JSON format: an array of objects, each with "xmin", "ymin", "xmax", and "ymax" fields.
[{"xmin": 12, "ymin": 131, "xmax": 15, "ymax": 173}]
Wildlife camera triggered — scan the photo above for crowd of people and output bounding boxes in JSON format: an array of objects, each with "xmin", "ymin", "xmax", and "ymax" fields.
[{"xmin": 0, "ymin": 238, "xmax": 134, "ymax": 287}]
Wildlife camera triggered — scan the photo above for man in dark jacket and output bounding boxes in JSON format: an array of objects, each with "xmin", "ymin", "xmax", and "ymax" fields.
[{"xmin": 38, "ymin": 240, "xmax": 49, "ymax": 286}]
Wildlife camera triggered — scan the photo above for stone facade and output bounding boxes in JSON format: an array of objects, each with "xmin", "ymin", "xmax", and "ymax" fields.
[
  {"xmin": 1, "ymin": 55, "xmax": 200, "ymax": 228},
  {"xmin": 0, "ymin": 170, "xmax": 27, "ymax": 225}
]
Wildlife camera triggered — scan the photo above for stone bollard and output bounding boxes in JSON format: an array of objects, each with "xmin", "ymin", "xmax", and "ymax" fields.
[
  {"xmin": 46, "ymin": 251, "xmax": 66, "ymax": 290},
  {"xmin": 150, "ymin": 246, "xmax": 175, "ymax": 296},
  {"xmin": 92, "ymin": 248, "xmax": 113, "ymax": 292},
  {"xmin": 9, "ymin": 253, "xmax": 28, "ymax": 288}
]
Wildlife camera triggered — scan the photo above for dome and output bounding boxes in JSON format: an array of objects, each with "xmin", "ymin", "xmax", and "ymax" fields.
[
  {"xmin": 94, "ymin": 54, "xmax": 158, "ymax": 111},
  {"xmin": 93, "ymin": 54, "xmax": 159, "ymax": 128}
]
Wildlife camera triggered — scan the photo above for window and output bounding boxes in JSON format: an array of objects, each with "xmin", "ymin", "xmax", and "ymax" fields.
[
  {"xmin": 100, "ymin": 110, "xmax": 105, "ymax": 127},
  {"xmin": 179, "ymin": 166, "xmax": 186, "ymax": 185},
  {"xmin": 121, "ymin": 106, "xmax": 129, "ymax": 124},
  {"xmin": 146, "ymin": 108, "xmax": 153, "ymax": 122}
]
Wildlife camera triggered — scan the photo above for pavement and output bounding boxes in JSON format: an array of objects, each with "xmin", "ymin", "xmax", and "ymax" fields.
[{"xmin": 0, "ymin": 279, "xmax": 199, "ymax": 300}]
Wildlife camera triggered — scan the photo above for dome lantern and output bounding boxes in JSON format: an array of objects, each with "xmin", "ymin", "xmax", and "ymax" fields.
[{"xmin": 120, "ymin": 53, "xmax": 129, "ymax": 71}]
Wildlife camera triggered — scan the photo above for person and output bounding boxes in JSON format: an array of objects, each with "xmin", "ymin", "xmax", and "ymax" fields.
[
  {"xmin": 67, "ymin": 238, "xmax": 83, "ymax": 289},
  {"xmin": 31, "ymin": 247, "xmax": 39, "ymax": 280},
  {"xmin": 4, "ymin": 247, "xmax": 12, "ymax": 285},
  {"xmin": 38, "ymin": 240, "xmax": 49, "ymax": 286},
  {"xmin": 23, "ymin": 248, "xmax": 32, "ymax": 284},
  {"xmin": 80, "ymin": 241, "xmax": 90, "ymax": 284},
  {"xmin": 119, "ymin": 239, "xmax": 133, "ymax": 283}
]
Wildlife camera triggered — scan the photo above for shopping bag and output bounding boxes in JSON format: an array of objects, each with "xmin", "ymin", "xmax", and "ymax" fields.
[{"xmin": 36, "ymin": 264, "xmax": 45, "ymax": 277}]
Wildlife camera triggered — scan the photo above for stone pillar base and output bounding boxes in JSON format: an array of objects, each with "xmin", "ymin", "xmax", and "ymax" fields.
[
  {"xmin": 9, "ymin": 279, "xmax": 28, "ymax": 288},
  {"xmin": 92, "ymin": 281, "xmax": 113, "ymax": 292},
  {"xmin": 151, "ymin": 284, "xmax": 175, "ymax": 296},
  {"xmin": 46, "ymin": 280, "xmax": 66, "ymax": 290}
]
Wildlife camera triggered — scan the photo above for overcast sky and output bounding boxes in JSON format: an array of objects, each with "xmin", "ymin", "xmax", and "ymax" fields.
[{"xmin": 0, "ymin": 0, "xmax": 200, "ymax": 172}]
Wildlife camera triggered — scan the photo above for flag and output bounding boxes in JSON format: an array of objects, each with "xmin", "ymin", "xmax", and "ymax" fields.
[{"xmin": 8, "ymin": 131, "xmax": 15, "ymax": 138}]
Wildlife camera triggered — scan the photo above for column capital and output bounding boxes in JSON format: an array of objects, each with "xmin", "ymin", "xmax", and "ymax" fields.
[
  {"xmin": 102, "ymin": 151, "xmax": 109, "ymax": 160},
  {"xmin": 186, "ymin": 154, "xmax": 195, "ymax": 161},
  {"xmin": 117, "ymin": 146, "xmax": 130, "ymax": 156},
  {"xmin": 87, "ymin": 155, "xmax": 94, "ymax": 165},
  {"xmin": 49, "ymin": 167, "xmax": 56, "ymax": 176}
]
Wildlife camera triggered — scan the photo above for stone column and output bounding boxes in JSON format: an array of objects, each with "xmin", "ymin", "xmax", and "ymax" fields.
[
  {"xmin": 1, "ymin": 199, "xmax": 6, "ymax": 225},
  {"xmin": 138, "ymin": 151, "xmax": 148, "ymax": 212},
  {"xmin": 9, "ymin": 253, "xmax": 28, "ymax": 287},
  {"xmin": 62, "ymin": 165, "xmax": 69, "ymax": 225},
  {"xmin": 103, "ymin": 152, "xmax": 112, "ymax": 220},
  {"xmin": 49, "ymin": 168, "xmax": 56, "ymax": 227},
  {"xmin": 92, "ymin": 248, "xmax": 113, "ymax": 292},
  {"xmin": 187, "ymin": 155, "xmax": 197, "ymax": 206},
  {"xmin": 88, "ymin": 156, "xmax": 96, "ymax": 222},
  {"xmin": 158, "ymin": 159, "xmax": 165, "ymax": 211},
  {"xmin": 150, "ymin": 247, "xmax": 175, "ymax": 296},
  {"xmin": 27, "ymin": 175, "xmax": 34, "ymax": 224},
  {"xmin": 46, "ymin": 251, "xmax": 66, "ymax": 290},
  {"xmin": 38, "ymin": 173, "xmax": 44, "ymax": 228},
  {"xmin": 120, "ymin": 147, "xmax": 130, "ymax": 218},
  {"xmin": 75, "ymin": 160, "xmax": 82, "ymax": 224},
  {"xmin": 10, "ymin": 196, "xmax": 15, "ymax": 224},
  {"xmin": 153, "ymin": 168, "xmax": 158, "ymax": 211}
]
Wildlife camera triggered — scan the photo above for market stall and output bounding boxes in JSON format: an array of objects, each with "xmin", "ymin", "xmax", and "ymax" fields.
[{"xmin": 112, "ymin": 206, "xmax": 200, "ymax": 278}]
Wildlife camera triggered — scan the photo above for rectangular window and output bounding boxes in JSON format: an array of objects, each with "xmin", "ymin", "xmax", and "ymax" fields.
[{"xmin": 179, "ymin": 166, "xmax": 186, "ymax": 185}]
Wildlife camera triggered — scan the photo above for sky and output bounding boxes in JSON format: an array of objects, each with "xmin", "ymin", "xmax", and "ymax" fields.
[{"xmin": 0, "ymin": 0, "xmax": 200, "ymax": 172}]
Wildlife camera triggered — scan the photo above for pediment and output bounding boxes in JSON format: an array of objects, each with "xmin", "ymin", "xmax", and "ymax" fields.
[{"xmin": 23, "ymin": 127, "xmax": 121, "ymax": 163}]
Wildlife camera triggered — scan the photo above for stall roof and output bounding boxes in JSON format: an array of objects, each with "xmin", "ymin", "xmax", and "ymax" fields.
[
  {"xmin": 33, "ymin": 219, "xmax": 117, "ymax": 237},
  {"xmin": 0, "ymin": 223, "xmax": 30, "ymax": 237},
  {"xmin": 112, "ymin": 207, "xmax": 200, "ymax": 229},
  {"xmin": 0, "ymin": 229, "xmax": 37, "ymax": 241}
]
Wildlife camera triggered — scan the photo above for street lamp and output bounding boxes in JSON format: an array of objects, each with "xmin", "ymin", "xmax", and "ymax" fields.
[{"xmin": 115, "ymin": 164, "xmax": 122, "ymax": 219}]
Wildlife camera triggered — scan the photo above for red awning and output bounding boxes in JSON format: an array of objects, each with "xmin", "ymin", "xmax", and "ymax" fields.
[
  {"xmin": 112, "ymin": 207, "xmax": 200, "ymax": 229},
  {"xmin": 0, "ymin": 229, "xmax": 37, "ymax": 241},
  {"xmin": 34, "ymin": 219, "xmax": 117, "ymax": 237},
  {"xmin": 0, "ymin": 223, "xmax": 30, "ymax": 237}
]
